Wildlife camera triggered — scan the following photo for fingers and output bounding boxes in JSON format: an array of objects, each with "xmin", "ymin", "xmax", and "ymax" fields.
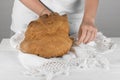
[
  {"xmin": 78, "ymin": 28, "xmax": 87, "ymax": 44},
  {"xmin": 89, "ymin": 31, "xmax": 95, "ymax": 41},
  {"xmin": 40, "ymin": 9, "xmax": 52, "ymax": 16},
  {"xmin": 84, "ymin": 31, "xmax": 96, "ymax": 43},
  {"xmin": 78, "ymin": 26, "xmax": 98, "ymax": 44},
  {"xmin": 83, "ymin": 30, "xmax": 92, "ymax": 43}
]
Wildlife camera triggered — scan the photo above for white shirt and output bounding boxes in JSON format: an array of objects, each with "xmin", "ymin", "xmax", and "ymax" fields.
[
  {"xmin": 40, "ymin": 0, "xmax": 85, "ymax": 15},
  {"xmin": 11, "ymin": 0, "xmax": 85, "ymax": 34},
  {"xmin": 40, "ymin": 0, "xmax": 85, "ymax": 34}
]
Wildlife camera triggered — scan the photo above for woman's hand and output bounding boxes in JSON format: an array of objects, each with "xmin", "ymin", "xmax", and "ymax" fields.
[
  {"xmin": 20, "ymin": 0, "xmax": 52, "ymax": 16},
  {"xmin": 76, "ymin": 0, "xmax": 99, "ymax": 44},
  {"xmin": 40, "ymin": 8, "xmax": 52, "ymax": 16},
  {"xmin": 77, "ymin": 20, "xmax": 98, "ymax": 44}
]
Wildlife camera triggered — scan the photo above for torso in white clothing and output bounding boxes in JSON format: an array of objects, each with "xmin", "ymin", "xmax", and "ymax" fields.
[
  {"xmin": 40, "ymin": 0, "xmax": 85, "ymax": 34},
  {"xmin": 11, "ymin": 0, "xmax": 85, "ymax": 34},
  {"xmin": 40, "ymin": 0, "xmax": 85, "ymax": 14}
]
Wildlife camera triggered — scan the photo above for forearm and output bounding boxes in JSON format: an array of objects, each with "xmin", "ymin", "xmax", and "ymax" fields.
[
  {"xmin": 20, "ymin": 0, "xmax": 47, "ymax": 15},
  {"xmin": 83, "ymin": 0, "xmax": 99, "ymax": 23}
]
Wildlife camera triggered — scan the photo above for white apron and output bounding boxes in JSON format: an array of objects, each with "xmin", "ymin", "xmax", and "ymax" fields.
[{"xmin": 10, "ymin": 0, "xmax": 85, "ymax": 35}]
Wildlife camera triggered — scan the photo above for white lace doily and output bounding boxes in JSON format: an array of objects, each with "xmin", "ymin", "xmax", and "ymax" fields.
[{"xmin": 10, "ymin": 32, "xmax": 116, "ymax": 80}]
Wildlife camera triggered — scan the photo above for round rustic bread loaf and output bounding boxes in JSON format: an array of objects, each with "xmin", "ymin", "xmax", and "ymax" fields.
[{"xmin": 20, "ymin": 13, "xmax": 73, "ymax": 58}]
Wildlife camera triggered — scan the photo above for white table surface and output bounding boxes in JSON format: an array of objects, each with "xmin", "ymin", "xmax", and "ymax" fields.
[{"xmin": 0, "ymin": 38, "xmax": 120, "ymax": 80}]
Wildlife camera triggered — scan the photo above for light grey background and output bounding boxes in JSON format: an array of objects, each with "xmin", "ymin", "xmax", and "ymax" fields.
[{"xmin": 0, "ymin": 0, "xmax": 120, "ymax": 42}]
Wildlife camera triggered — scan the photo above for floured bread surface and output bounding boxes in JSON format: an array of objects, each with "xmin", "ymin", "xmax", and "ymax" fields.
[{"xmin": 20, "ymin": 13, "xmax": 73, "ymax": 58}]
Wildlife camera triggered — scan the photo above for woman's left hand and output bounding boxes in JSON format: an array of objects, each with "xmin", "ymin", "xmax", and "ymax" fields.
[{"xmin": 77, "ymin": 20, "xmax": 98, "ymax": 44}]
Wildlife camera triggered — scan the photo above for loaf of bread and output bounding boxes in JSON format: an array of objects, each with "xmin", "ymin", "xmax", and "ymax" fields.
[{"xmin": 20, "ymin": 13, "xmax": 73, "ymax": 58}]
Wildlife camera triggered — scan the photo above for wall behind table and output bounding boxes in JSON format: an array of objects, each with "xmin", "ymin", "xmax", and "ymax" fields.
[
  {"xmin": 0, "ymin": 0, "xmax": 14, "ymax": 42},
  {"xmin": 0, "ymin": 0, "xmax": 120, "ymax": 42},
  {"xmin": 96, "ymin": 0, "xmax": 120, "ymax": 37}
]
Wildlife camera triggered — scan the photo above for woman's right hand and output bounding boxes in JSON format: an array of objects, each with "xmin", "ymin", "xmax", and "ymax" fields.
[
  {"xmin": 40, "ymin": 8, "xmax": 52, "ymax": 16},
  {"xmin": 20, "ymin": 0, "xmax": 52, "ymax": 16}
]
